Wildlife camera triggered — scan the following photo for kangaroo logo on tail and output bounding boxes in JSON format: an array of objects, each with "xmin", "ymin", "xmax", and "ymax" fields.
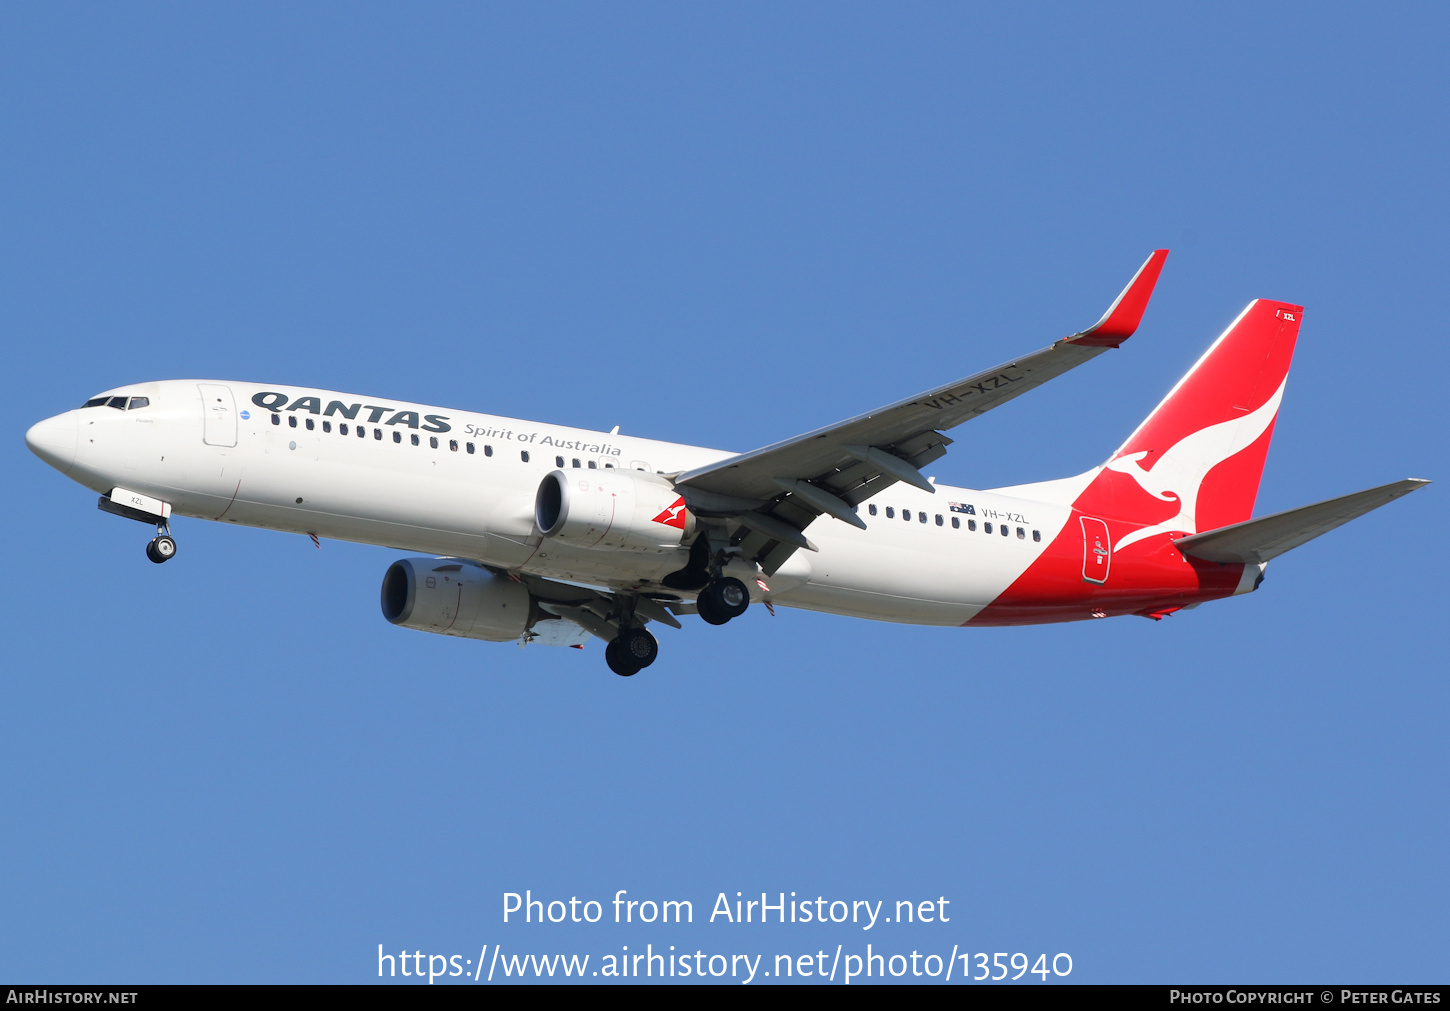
[
  {"xmin": 1068, "ymin": 298, "xmax": 1302, "ymax": 551},
  {"xmin": 1107, "ymin": 378, "xmax": 1287, "ymax": 551}
]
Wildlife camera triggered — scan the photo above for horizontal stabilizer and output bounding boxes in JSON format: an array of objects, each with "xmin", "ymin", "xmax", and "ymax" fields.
[{"xmin": 1174, "ymin": 478, "xmax": 1430, "ymax": 564}]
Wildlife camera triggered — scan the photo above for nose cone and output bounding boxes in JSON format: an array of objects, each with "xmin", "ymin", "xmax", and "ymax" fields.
[{"xmin": 25, "ymin": 411, "xmax": 79, "ymax": 475}]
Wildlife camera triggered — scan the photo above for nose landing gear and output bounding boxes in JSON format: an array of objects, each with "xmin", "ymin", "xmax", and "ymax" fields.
[
  {"xmin": 96, "ymin": 492, "xmax": 178, "ymax": 565},
  {"xmin": 146, "ymin": 523, "xmax": 177, "ymax": 564}
]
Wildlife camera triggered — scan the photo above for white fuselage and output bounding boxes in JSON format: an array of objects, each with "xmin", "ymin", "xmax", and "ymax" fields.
[{"xmin": 35, "ymin": 380, "xmax": 1077, "ymax": 626}]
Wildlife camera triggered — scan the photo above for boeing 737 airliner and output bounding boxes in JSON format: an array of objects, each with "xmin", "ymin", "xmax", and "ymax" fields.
[{"xmin": 24, "ymin": 252, "xmax": 1428, "ymax": 674}]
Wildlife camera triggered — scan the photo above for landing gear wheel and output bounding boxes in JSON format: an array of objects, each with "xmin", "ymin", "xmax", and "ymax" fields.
[
  {"xmin": 696, "ymin": 590, "xmax": 727, "ymax": 625},
  {"xmin": 605, "ymin": 628, "xmax": 658, "ymax": 676},
  {"xmin": 698, "ymin": 577, "xmax": 749, "ymax": 624},
  {"xmin": 604, "ymin": 639, "xmax": 639, "ymax": 677},
  {"xmin": 146, "ymin": 535, "xmax": 177, "ymax": 564},
  {"xmin": 620, "ymin": 627, "xmax": 658, "ymax": 669}
]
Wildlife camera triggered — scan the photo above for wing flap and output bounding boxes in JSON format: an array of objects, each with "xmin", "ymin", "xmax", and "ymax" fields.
[{"xmin": 1174, "ymin": 478, "xmax": 1430, "ymax": 564}]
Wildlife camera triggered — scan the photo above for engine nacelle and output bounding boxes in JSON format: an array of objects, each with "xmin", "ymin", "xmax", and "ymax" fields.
[
  {"xmin": 534, "ymin": 469, "xmax": 694, "ymax": 552},
  {"xmin": 380, "ymin": 557, "xmax": 534, "ymax": 642}
]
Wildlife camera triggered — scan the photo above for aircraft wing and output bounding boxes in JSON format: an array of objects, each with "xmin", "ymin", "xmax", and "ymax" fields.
[
  {"xmin": 1174, "ymin": 478, "xmax": 1430, "ymax": 565},
  {"xmin": 674, "ymin": 250, "xmax": 1168, "ymax": 574}
]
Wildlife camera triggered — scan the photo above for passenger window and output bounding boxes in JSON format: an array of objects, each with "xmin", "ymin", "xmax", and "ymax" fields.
[
  {"xmin": 374, "ymin": 428, "xmax": 382, "ymax": 440},
  {"xmin": 868, "ymin": 504, "xmax": 877, "ymax": 516},
  {"xmin": 572, "ymin": 458, "xmax": 580, "ymax": 468},
  {"xmin": 340, "ymin": 423, "xmax": 348, "ymax": 435},
  {"xmin": 359, "ymin": 426, "xmax": 367, "ymax": 438},
  {"xmin": 604, "ymin": 462, "xmax": 614, "ymax": 468},
  {"xmin": 465, "ymin": 442, "xmax": 474, "ymax": 454},
  {"xmin": 127, "ymin": 397, "xmax": 150, "ymax": 409},
  {"xmin": 1017, "ymin": 527, "xmax": 1025, "ymax": 539},
  {"xmin": 951, "ymin": 517, "xmax": 960, "ymax": 529},
  {"xmin": 107, "ymin": 396, "xmax": 127, "ymax": 410},
  {"xmin": 919, "ymin": 513, "xmax": 927, "ymax": 524},
  {"xmin": 410, "ymin": 433, "xmax": 419, "ymax": 446},
  {"xmin": 288, "ymin": 415, "xmax": 298, "ymax": 428},
  {"xmin": 322, "ymin": 421, "xmax": 331, "ymax": 433},
  {"xmin": 588, "ymin": 460, "xmax": 597, "ymax": 469},
  {"xmin": 902, "ymin": 510, "xmax": 911, "ymax": 521},
  {"xmin": 1033, "ymin": 530, "xmax": 1041, "ymax": 542},
  {"xmin": 271, "ymin": 414, "xmax": 280, "ymax": 426},
  {"xmin": 305, "ymin": 418, "xmax": 315, "ymax": 430},
  {"xmin": 429, "ymin": 436, "xmax": 438, "ymax": 449},
  {"xmin": 449, "ymin": 439, "xmax": 457, "ymax": 451},
  {"xmin": 392, "ymin": 431, "xmax": 401, "ymax": 443},
  {"xmin": 984, "ymin": 522, "xmax": 992, "ymax": 534},
  {"xmin": 935, "ymin": 514, "xmax": 943, "ymax": 526},
  {"xmin": 82, "ymin": 397, "xmax": 109, "ymax": 408},
  {"xmin": 556, "ymin": 456, "xmax": 565, "ymax": 467},
  {"xmin": 483, "ymin": 445, "xmax": 492, "ymax": 457},
  {"xmin": 1001, "ymin": 524, "xmax": 1009, "ymax": 537},
  {"xmin": 521, "ymin": 451, "xmax": 530, "ymax": 462},
  {"xmin": 886, "ymin": 507, "xmax": 895, "ymax": 519},
  {"xmin": 968, "ymin": 519, "xmax": 976, "ymax": 531}
]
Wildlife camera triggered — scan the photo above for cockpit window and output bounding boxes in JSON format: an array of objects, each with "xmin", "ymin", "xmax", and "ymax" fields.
[{"xmin": 83, "ymin": 395, "xmax": 150, "ymax": 409}]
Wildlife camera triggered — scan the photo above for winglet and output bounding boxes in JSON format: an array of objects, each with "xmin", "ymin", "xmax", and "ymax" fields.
[{"xmin": 1065, "ymin": 249, "xmax": 1169, "ymax": 348}]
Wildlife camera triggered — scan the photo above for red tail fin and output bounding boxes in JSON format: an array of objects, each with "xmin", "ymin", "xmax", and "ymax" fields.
[{"xmin": 1075, "ymin": 300, "xmax": 1302, "ymax": 545}]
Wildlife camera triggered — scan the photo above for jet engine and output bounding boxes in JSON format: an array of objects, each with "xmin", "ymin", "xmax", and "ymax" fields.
[
  {"xmin": 534, "ymin": 469, "xmax": 694, "ymax": 551},
  {"xmin": 380, "ymin": 557, "xmax": 534, "ymax": 642}
]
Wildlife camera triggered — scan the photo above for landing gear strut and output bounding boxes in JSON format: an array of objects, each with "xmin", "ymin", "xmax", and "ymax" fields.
[
  {"xmin": 696, "ymin": 576, "xmax": 749, "ymax": 625},
  {"xmin": 146, "ymin": 523, "xmax": 177, "ymax": 564},
  {"xmin": 605, "ymin": 626, "xmax": 658, "ymax": 677}
]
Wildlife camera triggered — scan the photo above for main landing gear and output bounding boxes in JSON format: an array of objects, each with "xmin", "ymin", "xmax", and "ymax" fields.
[
  {"xmin": 146, "ymin": 523, "xmax": 177, "ymax": 564},
  {"xmin": 602, "ymin": 537, "xmax": 753, "ymax": 676},
  {"xmin": 661, "ymin": 533, "xmax": 754, "ymax": 627},
  {"xmin": 696, "ymin": 576, "xmax": 750, "ymax": 626},
  {"xmin": 605, "ymin": 626, "xmax": 658, "ymax": 677}
]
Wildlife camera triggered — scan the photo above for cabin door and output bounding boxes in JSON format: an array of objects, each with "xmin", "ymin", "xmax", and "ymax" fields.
[
  {"xmin": 1081, "ymin": 516, "xmax": 1111, "ymax": 585},
  {"xmin": 199, "ymin": 384, "xmax": 238, "ymax": 447}
]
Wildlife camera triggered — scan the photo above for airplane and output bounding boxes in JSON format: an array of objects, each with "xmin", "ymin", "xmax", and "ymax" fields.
[{"xmin": 24, "ymin": 251, "xmax": 1429, "ymax": 676}]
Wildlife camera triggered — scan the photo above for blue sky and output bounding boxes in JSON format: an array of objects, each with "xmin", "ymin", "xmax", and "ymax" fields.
[{"xmin": 2, "ymin": 4, "xmax": 1445, "ymax": 984}]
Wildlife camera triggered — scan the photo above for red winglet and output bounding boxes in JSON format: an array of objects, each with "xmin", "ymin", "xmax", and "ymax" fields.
[{"xmin": 1065, "ymin": 249, "xmax": 1169, "ymax": 348}]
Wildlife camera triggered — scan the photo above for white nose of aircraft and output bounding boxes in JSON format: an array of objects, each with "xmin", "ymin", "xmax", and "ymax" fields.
[{"xmin": 25, "ymin": 411, "xmax": 79, "ymax": 475}]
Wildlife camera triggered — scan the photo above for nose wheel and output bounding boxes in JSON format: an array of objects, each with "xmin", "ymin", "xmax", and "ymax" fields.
[
  {"xmin": 146, "ymin": 525, "xmax": 177, "ymax": 564},
  {"xmin": 696, "ymin": 576, "xmax": 749, "ymax": 625}
]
